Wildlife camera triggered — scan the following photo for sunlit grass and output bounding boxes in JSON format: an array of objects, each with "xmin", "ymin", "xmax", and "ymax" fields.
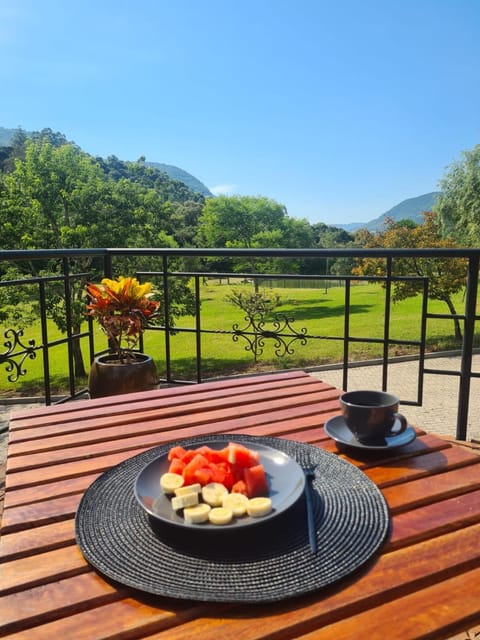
[{"xmin": 1, "ymin": 279, "xmax": 472, "ymax": 395}]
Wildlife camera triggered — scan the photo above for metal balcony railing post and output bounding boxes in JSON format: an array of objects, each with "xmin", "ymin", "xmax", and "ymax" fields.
[{"xmin": 456, "ymin": 254, "xmax": 479, "ymax": 440}]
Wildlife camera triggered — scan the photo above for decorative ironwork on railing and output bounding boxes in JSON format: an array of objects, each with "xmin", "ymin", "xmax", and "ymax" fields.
[
  {"xmin": 232, "ymin": 313, "xmax": 308, "ymax": 361},
  {"xmin": 1, "ymin": 247, "xmax": 479, "ymax": 440},
  {"xmin": 1, "ymin": 329, "xmax": 37, "ymax": 382}
]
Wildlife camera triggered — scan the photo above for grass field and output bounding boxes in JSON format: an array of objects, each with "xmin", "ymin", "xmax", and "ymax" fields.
[{"xmin": 1, "ymin": 279, "xmax": 472, "ymax": 396}]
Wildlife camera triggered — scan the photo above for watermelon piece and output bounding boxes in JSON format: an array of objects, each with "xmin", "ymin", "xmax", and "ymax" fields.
[
  {"xmin": 194, "ymin": 467, "xmax": 213, "ymax": 486},
  {"xmin": 243, "ymin": 464, "xmax": 268, "ymax": 498},
  {"xmin": 167, "ymin": 445, "xmax": 187, "ymax": 461},
  {"xmin": 182, "ymin": 453, "xmax": 210, "ymax": 485},
  {"xmin": 168, "ymin": 457, "xmax": 186, "ymax": 475},
  {"xmin": 231, "ymin": 479, "xmax": 248, "ymax": 496},
  {"xmin": 227, "ymin": 442, "xmax": 260, "ymax": 468}
]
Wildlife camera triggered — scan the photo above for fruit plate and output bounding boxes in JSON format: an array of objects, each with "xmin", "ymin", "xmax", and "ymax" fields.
[{"xmin": 134, "ymin": 440, "xmax": 306, "ymax": 530}]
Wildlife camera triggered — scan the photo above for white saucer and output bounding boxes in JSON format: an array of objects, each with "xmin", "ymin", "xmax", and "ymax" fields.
[{"xmin": 324, "ymin": 415, "xmax": 416, "ymax": 450}]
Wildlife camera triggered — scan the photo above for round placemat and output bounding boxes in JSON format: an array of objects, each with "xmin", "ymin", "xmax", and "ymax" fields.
[{"xmin": 75, "ymin": 434, "xmax": 390, "ymax": 603}]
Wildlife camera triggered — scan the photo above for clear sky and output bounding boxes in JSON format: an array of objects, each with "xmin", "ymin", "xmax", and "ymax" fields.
[{"xmin": 1, "ymin": 0, "xmax": 479, "ymax": 225}]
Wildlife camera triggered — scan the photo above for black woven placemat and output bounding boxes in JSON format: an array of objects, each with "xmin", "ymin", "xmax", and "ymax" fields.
[{"xmin": 75, "ymin": 434, "xmax": 390, "ymax": 603}]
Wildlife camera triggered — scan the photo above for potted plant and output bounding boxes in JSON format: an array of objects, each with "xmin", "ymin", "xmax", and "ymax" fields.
[{"xmin": 85, "ymin": 276, "xmax": 160, "ymax": 398}]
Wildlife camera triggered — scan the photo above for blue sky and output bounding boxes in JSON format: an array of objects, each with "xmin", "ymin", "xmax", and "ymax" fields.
[{"xmin": 1, "ymin": 0, "xmax": 479, "ymax": 225}]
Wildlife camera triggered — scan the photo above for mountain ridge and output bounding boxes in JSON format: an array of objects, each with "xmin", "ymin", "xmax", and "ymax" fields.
[
  {"xmin": 1, "ymin": 126, "xmax": 439, "ymax": 228},
  {"xmin": 336, "ymin": 192, "xmax": 441, "ymax": 232},
  {"xmin": 0, "ymin": 126, "xmax": 212, "ymax": 197}
]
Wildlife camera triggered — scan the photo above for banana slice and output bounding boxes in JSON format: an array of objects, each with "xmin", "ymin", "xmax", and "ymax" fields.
[
  {"xmin": 160, "ymin": 472, "xmax": 184, "ymax": 494},
  {"xmin": 208, "ymin": 507, "xmax": 233, "ymax": 525},
  {"xmin": 174, "ymin": 483, "xmax": 202, "ymax": 497},
  {"xmin": 171, "ymin": 492, "xmax": 199, "ymax": 510},
  {"xmin": 247, "ymin": 497, "xmax": 273, "ymax": 517},
  {"xmin": 222, "ymin": 492, "xmax": 249, "ymax": 517},
  {"xmin": 184, "ymin": 503, "xmax": 211, "ymax": 524},
  {"xmin": 201, "ymin": 482, "xmax": 228, "ymax": 507}
]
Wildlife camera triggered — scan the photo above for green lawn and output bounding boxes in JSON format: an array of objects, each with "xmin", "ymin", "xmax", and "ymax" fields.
[{"xmin": 1, "ymin": 279, "xmax": 472, "ymax": 396}]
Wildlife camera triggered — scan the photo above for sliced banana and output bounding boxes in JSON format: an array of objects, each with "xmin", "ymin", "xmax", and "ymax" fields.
[
  {"xmin": 222, "ymin": 492, "xmax": 249, "ymax": 517},
  {"xmin": 171, "ymin": 492, "xmax": 199, "ymax": 511},
  {"xmin": 201, "ymin": 482, "xmax": 228, "ymax": 507},
  {"xmin": 208, "ymin": 507, "xmax": 233, "ymax": 525},
  {"xmin": 174, "ymin": 483, "xmax": 202, "ymax": 497},
  {"xmin": 247, "ymin": 497, "xmax": 273, "ymax": 517},
  {"xmin": 160, "ymin": 472, "xmax": 184, "ymax": 494},
  {"xmin": 183, "ymin": 503, "xmax": 211, "ymax": 524}
]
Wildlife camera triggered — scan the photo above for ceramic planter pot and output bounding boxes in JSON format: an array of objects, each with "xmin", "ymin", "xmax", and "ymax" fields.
[{"xmin": 88, "ymin": 353, "xmax": 158, "ymax": 399}]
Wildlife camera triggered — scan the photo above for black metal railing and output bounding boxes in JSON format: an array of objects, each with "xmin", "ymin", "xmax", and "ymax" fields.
[{"xmin": 1, "ymin": 247, "xmax": 479, "ymax": 440}]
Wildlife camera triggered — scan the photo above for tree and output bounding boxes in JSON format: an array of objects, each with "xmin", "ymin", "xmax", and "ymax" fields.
[
  {"xmin": 435, "ymin": 144, "xmax": 480, "ymax": 246},
  {"xmin": 196, "ymin": 195, "xmax": 314, "ymax": 286},
  {"xmin": 0, "ymin": 137, "xmax": 188, "ymax": 377},
  {"xmin": 353, "ymin": 213, "xmax": 467, "ymax": 340}
]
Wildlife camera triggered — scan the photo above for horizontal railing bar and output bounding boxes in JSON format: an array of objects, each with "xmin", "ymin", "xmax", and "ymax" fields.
[
  {"xmin": 2, "ymin": 246, "xmax": 480, "ymax": 260},
  {"xmin": 140, "ymin": 270, "xmax": 426, "ymax": 284}
]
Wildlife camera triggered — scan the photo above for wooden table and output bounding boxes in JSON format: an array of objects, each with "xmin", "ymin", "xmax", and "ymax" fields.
[{"xmin": 2, "ymin": 370, "xmax": 480, "ymax": 639}]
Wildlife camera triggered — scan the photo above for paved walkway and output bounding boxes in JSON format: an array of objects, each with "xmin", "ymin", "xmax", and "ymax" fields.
[
  {"xmin": 311, "ymin": 353, "xmax": 480, "ymax": 442},
  {"xmin": 2, "ymin": 352, "xmax": 480, "ymax": 442}
]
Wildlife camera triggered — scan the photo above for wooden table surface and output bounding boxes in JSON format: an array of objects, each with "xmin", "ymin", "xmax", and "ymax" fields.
[{"xmin": 2, "ymin": 370, "xmax": 480, "ymax": 640}]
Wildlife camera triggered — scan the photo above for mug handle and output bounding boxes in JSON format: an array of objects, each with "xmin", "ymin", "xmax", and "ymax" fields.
[{"xmin": 388, "ymin": 413, "xmax": 408, "ymax": 436}]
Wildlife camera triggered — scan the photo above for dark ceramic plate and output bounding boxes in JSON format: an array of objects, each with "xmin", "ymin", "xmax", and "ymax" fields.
[
  {"xmin": 134, "ymin": 440, "xmax": 305, "ymax": 530},
  {"xmin": 324, "ymin": 415, "xmax": 416, "ymax": 450}
]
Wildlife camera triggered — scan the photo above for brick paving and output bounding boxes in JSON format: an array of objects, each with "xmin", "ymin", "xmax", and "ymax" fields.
[{"xmin": 312, "ymin": 353, "xmax": 480, "ymax": 443}]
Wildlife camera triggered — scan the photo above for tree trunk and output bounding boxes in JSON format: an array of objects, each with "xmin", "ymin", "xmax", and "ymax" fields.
[
  {"xmin": 72, "ymin": 328, "xmax": 87, "ymax": 378},
  {"xmin": 442, "ymin": 296, "xmax": 463, "ymax": 341}
]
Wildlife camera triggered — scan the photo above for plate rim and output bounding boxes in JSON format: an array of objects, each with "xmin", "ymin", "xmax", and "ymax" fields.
[{"xmin": 134, "ymin": 438, "xmax": 306, "ymax": 530}]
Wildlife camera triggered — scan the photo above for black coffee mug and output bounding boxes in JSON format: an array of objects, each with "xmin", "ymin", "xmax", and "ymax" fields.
[{"xmin": 339, "ymin": 390, "xmax": 408, "ymax": 443}]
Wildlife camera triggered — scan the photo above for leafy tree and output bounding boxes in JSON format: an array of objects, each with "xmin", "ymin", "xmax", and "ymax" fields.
[
  {"xmin": 353, "ymin": 213, "xmax": 467, "ymax": 340},
  {"xmin": 435, "ymin": 144, "xmax": 480, "ymax": 246},
  {"xmin": 0, "ymin": 137, "xmax": 191, "ymax": 377},
  {"xmin": 196, "ymin": 195, "xmax": 314, "ymax": 286}
]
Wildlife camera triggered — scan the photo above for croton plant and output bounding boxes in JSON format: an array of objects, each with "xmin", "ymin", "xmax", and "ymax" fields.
[{"xmin": 86, "ymin": 276, "xmax": 160, "ymax": 362}]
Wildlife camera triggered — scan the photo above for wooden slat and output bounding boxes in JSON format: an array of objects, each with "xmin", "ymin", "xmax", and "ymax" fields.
[
  {"xmin": 382, "ymin": 460, "xmax": 480, "ymax": 513},
  {"xmin": 1, "ymin": 519, "xmax": 74, "ymax": 560},
  {"xmin": 6, "ymin": 394, "xmax": 342, "ymax": 468},
  {"xmin": 8, "ymin": 372, "xmax": 323, "ymax": 433},
  {"xmin": 299, "ymin": 567, "xmax": 480, "ymax": 639},
  {"xmin": 364, "ymin": 445, "xmax": 480, "ymax": 487},
  {"xmin": 387, "ymin": 488, "xmax": 480, "ymax": 550},
  {"xmin": 125, "ymin": 523, "xmax": 480, "ymax": 640},
  {"xmin": 1, "ymin": 544, "xmax": 88, "ymax": 594},
  {"xmin": 3, "ymin": 371, "xmax": 480, "ymax": 640},
  {"xmin": 0, "ymin": 598, "xmax": 223, "ymax": 640},
  {"xmin": 2, "ymin": 495, "xmax": 82, "ymax": 534}
]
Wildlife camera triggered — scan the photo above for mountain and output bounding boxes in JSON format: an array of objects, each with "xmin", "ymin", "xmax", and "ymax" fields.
[
  {"xmin": 0, "ymin": 126, "xmax": 212, "ymax": 197},
  {"xmin": 144, "ymin": 162, "xmax": 212, "ymax": 197},
  {"xmin": 337, "ymin": 192, "xmax": 442, "ymax": 232}
]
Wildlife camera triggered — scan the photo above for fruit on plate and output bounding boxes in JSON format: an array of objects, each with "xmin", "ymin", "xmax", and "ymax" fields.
[
  {"xmin": 160, "ymin": 472, "xmax": 185, "ymax": 493},
  {"xmin": 165, "ymin": 442, "xmax": 268, "ymax": 498},
  {"xmin": 183, "ymin": 503, "xmax": 211, "ymax": 524},
  {"xmin": 171, "ymin": 491, "xmax": 199, "ymax": 510},
  {"xmin": 201, "ymin": 482, "xmax": 229, "ymax": 507},
  {"xmin": 159, "ymin": 441, "xmax": 273, "ymax": 525},
  {"xmin": 208, "ymin": 507, "xmax": 234, "ymax": 525},
  {"xmin": 222, "ymin": 492, "xmax": 249, "ymax": 517},
  {"xmin": 247, "ymin": 497, "xmax": 273, "ymax": 517}
]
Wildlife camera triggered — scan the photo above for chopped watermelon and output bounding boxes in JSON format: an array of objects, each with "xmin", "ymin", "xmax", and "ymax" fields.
[
  {"xmin": 243, "ymin": 464, "xmax": 268, "ymax": 497},
  {"xmin": 194, "ymin": 467, "xmax": 213, "ymax": 486},
  {"xmin": 168, "ymin": 457, "xmax": 186, "ymax": 475},
  {"xmin": 168, "ymin": 445, "xmax": 187, "ymax": 461},
  {"xmin": 167, "ymin": 441, "xmax": 268, "ymax": 495},
  {"xmin": 226, "ymin": 442, "xmax": 260, "ymax": 467},
  {"xmin": 231, "ymin": 479, "xmax": 248, "ymax": 496}
]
